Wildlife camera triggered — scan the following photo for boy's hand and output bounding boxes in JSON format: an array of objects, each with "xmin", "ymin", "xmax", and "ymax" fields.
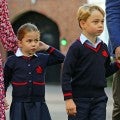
[
  {"xmin": 65, "ymin": 99, "xmax": 77, "ymax": 116},
  {"xmin": 116, "ymin": 59, "xmax": 120, "ymax": 64},
  {"xmin": 4, "ymin": 98, "xmax": 9, "ymax": 110},
  {"xmin": 37, "ymin": 41, "xmax": 49, "ymax": 51}
]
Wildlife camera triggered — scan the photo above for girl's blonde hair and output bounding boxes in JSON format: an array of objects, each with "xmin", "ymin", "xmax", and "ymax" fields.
[
  {"xmin": 17, "ymin": 23, "xmax": 40, "ymax": 41},
  {"xmin": 77, "ymin": 4, "xmax": 105, "ymax": 27}
]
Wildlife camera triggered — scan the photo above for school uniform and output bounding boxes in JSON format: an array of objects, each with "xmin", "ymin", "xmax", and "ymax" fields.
[
  {"xmin": 62, "ymin": 34, "xmax": 120, "ymax": 120},
  {"xmin": 4, "ymin": 46, "xmax": 65, "ymax": 120}
]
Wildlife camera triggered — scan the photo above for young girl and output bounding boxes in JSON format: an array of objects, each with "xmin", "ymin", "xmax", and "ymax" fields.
[
  {"xmin": 61, "ymin": 4, "xmax": 120, "ymax": 120},
  {"xmin": 4, "ymin": 23, "xmax": 64, "ymax": 120}
]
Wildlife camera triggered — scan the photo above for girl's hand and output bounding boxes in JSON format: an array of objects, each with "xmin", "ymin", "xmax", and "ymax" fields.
[
  {"xmin": 65, "ymin": 99, "xmax": 77, "ymax": 116},
  {"xmin": 4, "ymin": 98, "xmax": 9, "ymax": 110},
  {"xmin": 38, "ymin": 41, "xmax": 49, "ymax": 51}
]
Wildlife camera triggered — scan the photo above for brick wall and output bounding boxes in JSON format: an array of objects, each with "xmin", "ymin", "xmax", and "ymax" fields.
[{"xmin": 8, "ymin": 0, "xmax": 87, "ymax": 54}]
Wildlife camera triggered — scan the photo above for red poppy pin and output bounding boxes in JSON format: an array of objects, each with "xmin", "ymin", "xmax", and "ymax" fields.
[
  {"xmin": 36, "ymin": 66, "xmax": 43, "ymax": 74},
  {"xmin": 102, "ymin": 50, "xmax": 108, "ymax": 57}
]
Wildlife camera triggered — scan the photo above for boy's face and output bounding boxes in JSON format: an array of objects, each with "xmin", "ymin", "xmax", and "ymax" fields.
[
  {"xmin": 81, "ymin": 10, "xmax": 104, "ymax": 38},
  {"xmin": 18, "ymin": 31, "xmax": 40, "ymax": 56}
]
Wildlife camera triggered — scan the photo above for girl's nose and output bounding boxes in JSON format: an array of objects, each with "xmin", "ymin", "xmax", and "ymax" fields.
[{"xmin": 31, "ymin": 41, "xmax": 36, "ymax": 46}]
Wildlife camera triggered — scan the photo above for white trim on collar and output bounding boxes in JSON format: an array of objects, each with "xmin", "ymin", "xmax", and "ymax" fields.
[{"xmin": 15, "ymin": 48, "xmax": 38, "ymax": 57}]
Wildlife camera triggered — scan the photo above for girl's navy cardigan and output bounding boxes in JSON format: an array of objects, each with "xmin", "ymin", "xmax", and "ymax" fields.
[
  {"xmin": 4, "ymin": 47, "xmax": 65, "ymax": 102},
  {"xmin": 62, "ymin": 40, "xmax": 120, "ymax": 100}
]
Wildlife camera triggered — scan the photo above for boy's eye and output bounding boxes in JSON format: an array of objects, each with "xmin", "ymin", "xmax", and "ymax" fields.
[
  {"xmin": 93, "ymin": 21, "xmax": 99, "ymax": 24},
  {"xmin": 101, "ymin": 20, "xmax": 104, "ymax": 23},
  {"xmin": 93, "ymin": 20, "xmax": 104, "ymax": 24}
]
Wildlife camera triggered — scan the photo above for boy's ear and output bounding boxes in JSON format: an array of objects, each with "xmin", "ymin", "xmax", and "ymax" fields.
[{"xmin": 80, "ymin": 20, "xmax": 86, "ymax": 29}]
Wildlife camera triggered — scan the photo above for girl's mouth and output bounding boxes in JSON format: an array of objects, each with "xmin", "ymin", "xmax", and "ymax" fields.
[{"xmin": 31, "ymin": 48, "xmax": 36, "ymax": 51}]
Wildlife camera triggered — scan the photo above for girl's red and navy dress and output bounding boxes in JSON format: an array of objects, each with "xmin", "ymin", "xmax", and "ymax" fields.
[{"xmin": 4, "ymin": 47, "xmax": 64, "ymax": 120}]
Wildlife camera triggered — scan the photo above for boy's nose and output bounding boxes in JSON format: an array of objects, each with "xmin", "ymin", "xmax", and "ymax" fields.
[{"xmin": 99, "ymin": 22, "xmax": 103, "ymax": 27}]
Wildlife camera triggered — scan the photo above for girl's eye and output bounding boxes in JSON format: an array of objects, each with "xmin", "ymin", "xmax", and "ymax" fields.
[
  {"xmin": 27, "ymin": 39, "xmax": 32, "ymax": 42},
  {"xmin": 34, "ymin": 39, "xmax": 39, "ymax": 42},
  {"xmin": 26, "ymin": 39, "xmax": 39, "ymax": 43}
]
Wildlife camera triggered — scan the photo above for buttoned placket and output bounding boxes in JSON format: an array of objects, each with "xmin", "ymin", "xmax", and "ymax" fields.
[{"xmin": 27, "ymin": 60, "xmax": 33, "ymax": 95}]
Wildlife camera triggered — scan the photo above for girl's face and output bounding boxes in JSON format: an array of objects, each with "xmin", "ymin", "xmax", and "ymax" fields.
[
  {"xmin": 81, "ymin": 10, "xmax": 104, "ymax": 40},
  {"xmin": 18, "ymin": 31, "xmax": 40, "ymax": 56}
]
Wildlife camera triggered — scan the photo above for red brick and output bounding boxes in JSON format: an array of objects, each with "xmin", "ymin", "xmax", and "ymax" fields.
[{"xmin": 8, "ymin": 0, "xmax": 87, "ymax": 54}]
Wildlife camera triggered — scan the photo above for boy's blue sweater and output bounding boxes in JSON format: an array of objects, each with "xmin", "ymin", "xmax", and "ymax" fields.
[
  {"xmin": 4, "ymin": 47, "xmax": 65, "ymax": 102},
  {"xmin": 62, "ymin": 40, "xmax": 120, "ymax": 100}
]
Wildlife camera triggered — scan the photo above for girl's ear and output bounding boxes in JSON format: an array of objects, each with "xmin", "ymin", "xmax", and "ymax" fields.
[
  {"xmin": 80, "ymin": 20, "xmax": 86, "ymax": 29},
  {"xmin": 17, "ymin": 40, "xmax": 22, "ymax": 48}
]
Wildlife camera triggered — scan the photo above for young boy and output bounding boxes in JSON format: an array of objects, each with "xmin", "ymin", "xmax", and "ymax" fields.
[
  {"xmin": 61, "ymin": 4, "xmax": 120, "ymax": 120},
  {"xmin": 4, "ymin": 23, "xmax": 65, "ymax": 120}
]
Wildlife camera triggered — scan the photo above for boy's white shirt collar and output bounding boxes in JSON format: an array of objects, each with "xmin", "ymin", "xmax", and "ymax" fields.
[
  {"xmin": 80, "ymin": 34, "xmax": 88, "ymax": 44},
  {"xmin": 15, "ymin": 48, "xmax": 38, "ymax": 57},
  {"xmin": 80, "ymin": 34, "xmax": 102, "ymax": 48}
]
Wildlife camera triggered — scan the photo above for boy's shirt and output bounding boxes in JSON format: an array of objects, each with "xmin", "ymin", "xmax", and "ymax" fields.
[{"xmin": 80, "ymin": 34, "xmax": 102, "ymax": 48}]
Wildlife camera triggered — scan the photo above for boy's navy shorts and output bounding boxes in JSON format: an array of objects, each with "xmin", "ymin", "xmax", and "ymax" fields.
[{"xmin": 68, "ymin": 95, "xmax": 108, "ymax": 120}]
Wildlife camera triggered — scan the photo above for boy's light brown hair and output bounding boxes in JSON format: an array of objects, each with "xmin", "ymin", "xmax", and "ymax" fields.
[{"xmin": 77, "ymin": 4, "xmax": 105, "ymax": 28}]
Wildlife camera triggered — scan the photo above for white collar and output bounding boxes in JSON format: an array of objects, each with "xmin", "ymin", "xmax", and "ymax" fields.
[
  {"xmin": 15, "ymin": 48, "xmax": 38, "ymax": 57},
  {"xmin": 80, "ymin": 34, "xmax": 102, "ymax": 45}
]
